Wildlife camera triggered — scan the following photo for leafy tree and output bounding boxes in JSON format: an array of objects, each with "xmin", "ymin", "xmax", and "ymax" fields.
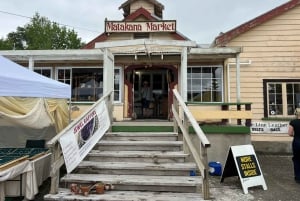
[{"xmin": 1, "ymin": 13, "xmax": 85, "ymax": 50}]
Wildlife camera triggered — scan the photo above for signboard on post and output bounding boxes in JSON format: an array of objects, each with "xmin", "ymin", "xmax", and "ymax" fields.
[{"xmin": 221, "ymin": 144, "xmax": 267, "ymax": 194}]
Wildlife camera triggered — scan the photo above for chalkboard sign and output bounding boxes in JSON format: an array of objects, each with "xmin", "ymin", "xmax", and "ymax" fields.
[{"xmin": 221, "ymin": 145, "xmax": 267, "ymax": 194}]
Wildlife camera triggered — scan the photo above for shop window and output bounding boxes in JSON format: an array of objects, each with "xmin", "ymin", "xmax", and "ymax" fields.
[
  {"xmin": 34, "ymin": 68, "xmax": 52, "ymax": 78},
  {"xmin": 187, "ymin": 66, "xmax": 223, "ymax": 102},
  {"xmin": 264, "ymin": 80, "xmax": 300, "ymax": 117},
  {"xmin": 56, "ymin": 67, "xmax": 122, "ymax": 102}
]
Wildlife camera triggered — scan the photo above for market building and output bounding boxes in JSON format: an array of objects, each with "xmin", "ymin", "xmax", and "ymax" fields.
[
  {"xmin": 1, "ymin": 0, "xmax": 299, "ymax": 136},
  {"xmin": 0, "ymin": 0, "xmax": 243, "ymax": 124},
  {"xmin": 1, "ymin": 1, "xmax": 298, "ymax": 199}
]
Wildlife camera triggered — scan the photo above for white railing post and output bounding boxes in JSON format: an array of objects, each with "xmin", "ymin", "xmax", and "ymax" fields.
[{"xmin": 171, "ymin": 89, "xmax": 211, "ymax": 200}]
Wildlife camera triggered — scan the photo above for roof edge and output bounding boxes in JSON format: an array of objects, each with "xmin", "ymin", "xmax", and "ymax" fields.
[{"xmin": 214, "ymin": 0, "xmax": 300, "ymax": 46}]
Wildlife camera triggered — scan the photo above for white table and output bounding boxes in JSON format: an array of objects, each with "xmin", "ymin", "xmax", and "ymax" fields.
[{"xmin": 0, "ymin": 153, "xmax": 51, "ymax": 200}]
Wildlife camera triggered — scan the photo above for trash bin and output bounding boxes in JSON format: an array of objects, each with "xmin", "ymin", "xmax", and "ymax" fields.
[{"xmin": 208, "ymin": 161, "xmax": 222, "ymax": 176}]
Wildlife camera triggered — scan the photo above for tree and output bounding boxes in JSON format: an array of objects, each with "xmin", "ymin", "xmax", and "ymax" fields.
[{"xmin": 1, "ymin": 13, "xmax": 85, "ymax": 50}]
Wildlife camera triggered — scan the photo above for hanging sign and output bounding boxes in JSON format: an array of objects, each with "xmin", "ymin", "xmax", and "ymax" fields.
[
  {"xmin": 221, "ymin": 144, "xmax": 267, "ymax": 194},
  {"xmin": 105, "ymin": 20, "xmax": 176, "ymax": 33}
]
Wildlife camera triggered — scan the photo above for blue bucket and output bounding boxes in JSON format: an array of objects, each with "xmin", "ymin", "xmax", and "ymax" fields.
[{"xmin": 208, "ymin": 161, "xmax": 222, "ymax": 176}]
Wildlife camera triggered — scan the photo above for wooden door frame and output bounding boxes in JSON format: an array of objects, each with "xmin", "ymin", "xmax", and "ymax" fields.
[{"xmin": 124, "ymin": 64, "xmax": 178, "ymax": 119}]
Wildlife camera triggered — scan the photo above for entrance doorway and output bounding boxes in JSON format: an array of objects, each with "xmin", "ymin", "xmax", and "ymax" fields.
[{"xmin": 125, "ymin": 66, "xmax": 176, "ymax": 120}]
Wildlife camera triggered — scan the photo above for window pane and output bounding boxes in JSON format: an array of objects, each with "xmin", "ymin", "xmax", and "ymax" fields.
[
  {"xmin": 114, "ymin": 68, "xmax": 121, "ymax": 102},
  {"xmin": 72, "ymin": 68, "xmax": 103, "ymax": 101},
  {"xmin": 34, "ymin": 68, "xmax": 51, "ymax": 78},
  {"xmin": 275, "ymin": 84, "xmax": 282, "ymax": 93},
  {"xmin": 187, "ymin": 66, "xmax": 223, "ymax": 102}
]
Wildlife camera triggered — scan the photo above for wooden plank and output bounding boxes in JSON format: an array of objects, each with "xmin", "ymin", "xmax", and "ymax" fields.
[
  {"xmin": 61, "ymin": 174, "xmax": 202, "ymax": 186},
  {"xmin": 97, "ymin": 141, "xmax": 182, "ymax": 146},
  {"xmin": 88, "ymin": 150, "xmax": 188, "ymax": 158},
  {"xmin": 44, "ymin": 189, "xmax": 204, "ymax": 201},
  {"xmin": 78, "ymin": 161, "xmax": 196, "ymax": 171},
  {"xmin": 191, "ymin": 110, "xmax": 252, "ymax": 120}
]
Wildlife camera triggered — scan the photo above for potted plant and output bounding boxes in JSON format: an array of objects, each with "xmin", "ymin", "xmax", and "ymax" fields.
[{"xmin": 94, "ymin": 182, "xmax": 105, "ymax": 194}]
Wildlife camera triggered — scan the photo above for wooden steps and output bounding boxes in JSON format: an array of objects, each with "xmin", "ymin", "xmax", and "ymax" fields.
[
  {"xmin": 44, "ymin": 189, "xmax": 205, "ymax": 201},
  {"xmin": 95, "ymin": 141, "xmax": 183, "ymax": 151},
  {"xmin": 44, "ymin": 131, "xmax": 205, "ymax": 200},
  {"xmin": 60, "ymin": 174, "xmax": 202, "ymax": 193},
  {"xmin": 86, "ymin": 150, "xmax": 188, "ymax": 163},
  {"xmin": 76, "ymin": 161, "xmax": 196, "ymax": 176},
  {"xmin": 103, "ymin": 132, "xmax": 178, "ymax": 141}
]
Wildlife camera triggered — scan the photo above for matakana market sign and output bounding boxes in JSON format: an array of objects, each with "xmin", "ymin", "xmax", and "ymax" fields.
[{"xmin": 105, "ymin": 20, "xmax": 176, "ymax": 33}]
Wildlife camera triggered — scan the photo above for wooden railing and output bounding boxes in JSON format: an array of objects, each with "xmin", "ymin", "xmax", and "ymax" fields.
[
  {"xmin": 172, "ymin": 89, "xmax": 211, "ymax": 200},
  {"xmin": 46, "ymin": 90, "xmax": 113, "ymax": 194},
  {"xmin": 187, "ymin": 102, "xmax": 252, "ymax": 126}
]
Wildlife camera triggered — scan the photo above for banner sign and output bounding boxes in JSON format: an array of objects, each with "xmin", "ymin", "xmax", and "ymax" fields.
[
  {"xmin": 59, "ymin": 101, "xmax": 110, "ymax": 173},
  {"xmin": 105, "ymin": 20, "xmax": 176, "ymax": 33},
  {"xmin": 251, "ymin": 121, "xmax": 289, "ymax": 134},
  {"xmin": 221, "ymin": 145, "xmax": 267, "ymax": 194}
]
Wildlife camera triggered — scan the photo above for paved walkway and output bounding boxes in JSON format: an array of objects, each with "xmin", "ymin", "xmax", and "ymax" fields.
[{"xmin": 210, "ymin": 154, "xmax": 299, "ymax": 201}]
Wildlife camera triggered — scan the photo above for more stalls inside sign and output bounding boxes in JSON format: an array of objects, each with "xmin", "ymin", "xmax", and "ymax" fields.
[{"xmin": 221, "ymin": 145, "xmax": 267, "ymax": 194}]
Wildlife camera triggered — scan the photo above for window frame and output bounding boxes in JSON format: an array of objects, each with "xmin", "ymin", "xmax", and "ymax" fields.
[
  {"xmin": 187, "ymin": 65, "xmax": 224, "ymax": 103},
  {"xmin": 263, "ymin": 79, "xmax": 300, "ymax": 117},
  {"xmin": 56, "ymin": 66, "xmax": 122, "ymax": 103},
  {"xmin": 34, "ymin": 67, "xmax": 53, "ymax": 78}
]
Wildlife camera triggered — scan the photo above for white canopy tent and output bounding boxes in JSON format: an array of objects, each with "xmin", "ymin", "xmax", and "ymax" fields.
[
  {"xmin": 0, "ymin": 55, "xmax": 70, "ymax": 98},
  {"xmin": 0, "ymin": 55, "xmax": 71, "ymax": 147}
]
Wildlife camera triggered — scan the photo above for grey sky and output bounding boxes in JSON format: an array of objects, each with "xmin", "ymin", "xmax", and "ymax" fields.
[{"xmin": 0, "ymin": 0, "xmax": 288, "ymax": 44}]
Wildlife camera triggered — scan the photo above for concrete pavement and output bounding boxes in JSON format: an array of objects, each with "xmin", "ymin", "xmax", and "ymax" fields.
[{"xmin": 209, "ymin": 153, "xmax": 299, "ymax": 201}]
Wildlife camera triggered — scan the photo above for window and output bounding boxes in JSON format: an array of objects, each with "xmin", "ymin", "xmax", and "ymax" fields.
[
  {"xmin": 268, "ymin": 83, "xmax": 283, "ymax": 115},
  {"xmin": 34, "ymin": 68, "xmax": 52, "ymax": 78},
  {"xmin": 56, "ymin": 67, "xmax": 122, "ymax": 102},
  {"xmin": 114, "ymin": 68, "xmax": 122, "ymax": 102},
  {"xmin": 264, "ymin": 80, "xmax": 300, "ymax": 117},
  {"xmin": 57, "ymin": 68, "xmax": 71, "ymax": 85},
  {"xmin": 187, "ymin": 66, "xmax": 223, "ymax": 102}
]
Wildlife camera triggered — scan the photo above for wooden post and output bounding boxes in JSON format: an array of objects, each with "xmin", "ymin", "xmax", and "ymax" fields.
[
  {"xmin": 245, "ymin": 103, "xmax": 252, "ymax": 127},
  {"xmin": 237, "ymin": 104, "xmax": 242, "ymax": 125},
  {"xmin": 201, "ymin": 144, "xmax": 210, "ymax": 200}
]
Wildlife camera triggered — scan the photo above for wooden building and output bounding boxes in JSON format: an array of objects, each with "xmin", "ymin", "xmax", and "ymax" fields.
[
  {"xmin": 214, "ymin": 0, "xmax": 300, "ymax": 134},
  {"xmin": 0, "ymin": 0, "xmax": 245, "ymax": 124}
]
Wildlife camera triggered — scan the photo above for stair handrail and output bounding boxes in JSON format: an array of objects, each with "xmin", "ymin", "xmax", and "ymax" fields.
[
  {"xmin": 172, "ymin": 89, "xmax": 211, "ymax": 200},
  {"xmin": 46, "ymin": 90, "xmax": 114, "ymax": 194}
]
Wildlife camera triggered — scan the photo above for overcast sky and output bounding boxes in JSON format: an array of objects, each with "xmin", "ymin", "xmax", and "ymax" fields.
[{"xmin": 0, "ymin": 0, "xmax": 289, "ymax": 44}]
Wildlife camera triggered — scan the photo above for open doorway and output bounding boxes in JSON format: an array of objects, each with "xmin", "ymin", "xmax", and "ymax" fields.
[{"xmin": 126, "ymin": 66, "xmax": 176, "ymax": 120}]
